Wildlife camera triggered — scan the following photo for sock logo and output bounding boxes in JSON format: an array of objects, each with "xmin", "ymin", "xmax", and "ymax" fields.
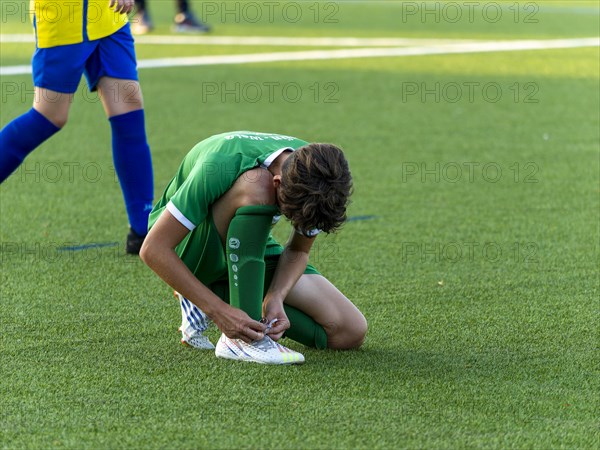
[
  {"xmin": 232, "ymin": 264, "xmax": 238, "ymax": 286},
  {"xmin": 228, "ymin": 237, "xmax": 240, "ymax": 249}
]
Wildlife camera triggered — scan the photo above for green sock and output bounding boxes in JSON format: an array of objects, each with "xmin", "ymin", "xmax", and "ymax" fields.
[
  {"xmin": 226, "ymin": 205, "xmax": 279, "ymax": 321},
  {"xmin": 226, "ymin": 205, "xmax": 329, "ymax": 348},
  {"xmin": 283, "ymin": 305, "xmax": 328, "ymax": 349}
]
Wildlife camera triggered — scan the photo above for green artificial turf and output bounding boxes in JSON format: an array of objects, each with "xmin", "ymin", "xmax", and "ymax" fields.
[{"xmin": 1, "ymin": 1, "xmax": 599, "ymax": 449}]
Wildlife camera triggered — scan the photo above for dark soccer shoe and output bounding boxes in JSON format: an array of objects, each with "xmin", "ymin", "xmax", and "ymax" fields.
[
  {"xmin": 126, "ymin": 228, "xmax": 146, "ymax": 255},
  {"xmin": 173, "ymin": 12, "xmax": 211, "ymax": 33}
]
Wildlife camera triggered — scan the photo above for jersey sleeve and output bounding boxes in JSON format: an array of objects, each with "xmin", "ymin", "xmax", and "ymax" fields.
[{"xmin": 167, "ymin": 155, "xmax": 238, "ymax": 230}]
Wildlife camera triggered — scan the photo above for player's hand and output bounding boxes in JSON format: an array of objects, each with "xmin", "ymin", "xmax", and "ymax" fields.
[
  {"xmin": 110, "ymin": 0, "xmax": 134, "ymax": 15},
  {"xmin": 212, "ymin": 304, "xmax": 266, "ymax": 343},
  {"xmin": 262, "ymin": 300, "xmax": 291, "ymax": 341}
]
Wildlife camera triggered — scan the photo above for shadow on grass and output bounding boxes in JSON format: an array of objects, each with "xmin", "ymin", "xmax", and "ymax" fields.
[{"xmin": 301, "ymin": 345, "xmax": 511, "ymax": 383}]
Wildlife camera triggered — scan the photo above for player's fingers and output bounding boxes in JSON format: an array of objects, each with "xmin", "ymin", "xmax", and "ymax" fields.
[
  {"xmin": 117, "ymin": 1, "xmax": 129, "ymax": 14},
  {"xmin": 239, "ymin": 328, "xmax": 263, "ymax": 343},
  {"xmin": 267, "ymin": 320, "xmax": 288, "ymax": 341},
  {"xmin": 268, "ymin": 331, "xmax": 284, "ymax": 340},
  {"xmin": 223, "ymin": 327, "xmax": 253, "ymax": 343},
  {"xmin": 270, "ymin": 320, "xmax": 289, "ymax": 334},
  {"xmin": 109, "ymin": 0, "xmax": 116, "ymax": 8},
  {"xmin": 249, "ymin": 320, "xmax": 267, "ymax": 333},
  {"xmin": 118, "ymin": 0, "xmax": 132, "ymax": 14},
  {"xmin": 244, "ymin": 321, "xmax": 266, "ymax": 341},
  {"xmin": 269, "ymin": 328, "xmax": 286, "ymax": 339}
]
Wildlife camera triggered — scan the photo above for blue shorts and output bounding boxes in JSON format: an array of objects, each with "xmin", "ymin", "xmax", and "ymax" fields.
[{"xmin": 32, "ymin": 23, "xmax": 138, "ymax": 94}]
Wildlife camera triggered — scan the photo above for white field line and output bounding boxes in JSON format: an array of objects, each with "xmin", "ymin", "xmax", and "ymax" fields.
[
  {"xmin": 134, "ymin": 37, "xmax": 600, "ymax": 70},
  {"xmin": 141, "ymin": 35, "xmax": 479, "ymax": 47},
  {"xmin": 0, "ymin": 34, "xmax": 478, "ymax": 46},
  {"xmin": 1, "ymin": 37, "xmax": 598, "ymax": 76}
]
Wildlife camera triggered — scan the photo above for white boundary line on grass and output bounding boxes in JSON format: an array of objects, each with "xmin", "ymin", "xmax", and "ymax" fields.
[
  {"xmin": 1, "ymin": 34, "xmax": 478, "ymax": 46},
  {"xmin": 1, "ymin": 37, "xmax": 598, "ymax": 76},
  {"xmin": 134, "ymin": 37, "xmax": 599, "ymax": 70}
]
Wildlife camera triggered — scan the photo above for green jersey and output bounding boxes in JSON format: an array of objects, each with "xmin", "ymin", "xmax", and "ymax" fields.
[
  {"xmin": 149, "ymin": 131, "xmax": 308, "ymax": 232},
  {"xmin": 148, "ymin": 131, "xmax": 312, "ymax": 284}
]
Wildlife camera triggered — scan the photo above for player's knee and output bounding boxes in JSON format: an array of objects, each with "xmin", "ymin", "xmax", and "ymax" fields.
[
  {"xmin": 124, "ymin": 83, "xmax": 144, "ymax": 110},
  {"xmin": 125, "ymin": 96, "xmax": 144, "ymax": 111},
  {"xmin": 52, "ymin": 115, "xmax": 68, "ymax": 128},
  {"xmin": 327, "ymin": 312, "xmax": 367, "ymax": 350},
  {"xmin": 43, "ymin": 110, "xmax": 68, "ymax": 128},
  {"xmin": 343, "ymin": 314, "xmax": 368, "ymax": 349}
]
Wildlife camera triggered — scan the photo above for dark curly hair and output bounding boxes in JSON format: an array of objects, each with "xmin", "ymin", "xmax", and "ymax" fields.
[{"xmin": 278, "ymin": 143, "xmax": 353, "ymax": 234}]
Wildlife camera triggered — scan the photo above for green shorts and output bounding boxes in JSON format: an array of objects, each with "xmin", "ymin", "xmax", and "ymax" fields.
[{"xmin": 176, "ymin": 212, "xmax": 319, "ymax": 302}]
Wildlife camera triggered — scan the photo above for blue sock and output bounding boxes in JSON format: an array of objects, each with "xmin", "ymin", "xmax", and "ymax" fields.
[
  {"xmin": 109, "ymin": 109, "xmax": 154, "ymax": 236},
  {"xmin": 0, "ymin": 108, "xmax": 60, "ymax": 183}
]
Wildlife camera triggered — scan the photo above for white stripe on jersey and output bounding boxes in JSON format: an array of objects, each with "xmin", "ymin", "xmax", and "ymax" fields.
[{"xmin": 167, "ymin": 201, "xmax": 196, "ymax": 231}]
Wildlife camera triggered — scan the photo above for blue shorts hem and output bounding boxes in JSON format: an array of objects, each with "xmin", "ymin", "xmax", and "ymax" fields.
[{"xmin": 32, "ymin": 23, "xmax": 138, "ymax": 94}]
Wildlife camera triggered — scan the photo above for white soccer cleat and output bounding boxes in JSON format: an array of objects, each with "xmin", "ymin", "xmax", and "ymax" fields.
[
  {"xmin": 215, "ymin": 333, "xmax": 305, "ymax": 365},
  {"xmin": 179, "ymin": 326, "xmax": 215, "ymax": 350},
  {"xmin": 175, "ymin": 291, "xmax": 214, "ymax": 350}
]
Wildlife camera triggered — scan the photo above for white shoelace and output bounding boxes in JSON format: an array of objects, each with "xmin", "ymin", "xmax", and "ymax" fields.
[
  {"xmin": 263, "ymin": 318, "xmax": 278, "ymax": 335},
  {"xmin": 252, "ymin": 318, "xmax": 279, "ymax": 351}
]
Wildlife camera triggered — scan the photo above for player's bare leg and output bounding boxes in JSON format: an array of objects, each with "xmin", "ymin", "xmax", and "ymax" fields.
[
  {"xmin": 284, "ymin": 274, "xmax": 367, "ymax": 350},
  {"xmin": 33, "ymin": 87, "xmax": 74, "ymax": 128},
  {"xmin": 97, "ymin": 76, "xmax": 144, "ymax": 117}
]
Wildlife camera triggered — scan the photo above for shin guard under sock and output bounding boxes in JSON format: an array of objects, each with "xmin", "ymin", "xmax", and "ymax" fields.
[
  {"xmin": 226, "ymin": 205, "xmax": 278, "ymax": 320},
  {"xmin": 0, "ymin": 108, "xmax": 60, "ymax": 183},
  {"xmin": 109, "ymin": 110, "xmax": 154, "ymax": 236},
  {"xmin": 225, "ymin": 205, "xmax": 329, "ymax": 348}
]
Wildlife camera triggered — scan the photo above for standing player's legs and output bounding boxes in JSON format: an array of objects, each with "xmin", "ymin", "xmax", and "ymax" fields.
[
  {"xmin": 0, "ymin": 88, "xmax": 68, "ymax": 182},
  {"xmin": 173, "ymin": 0, "xmax": 211, "ymax": 33},
  {"xmin": 176, "ymin": 0, "xmax": 190, "ymax": 13},
  {"xmin": 97, "ymin": 76, "xmax": 154, "ymax": 241},
  {"xmin": 284, "ymin": 275, "xmax": 367, "ymax": 350},
  {"xmin": 131, "ymin": 0, "xmax": 154, "ymax": 35},
  {"xmin": 0, "ymin": 40, "xmax": 94, "ymax": 183},
  {"xmin": 88, "ymin": 24, "xmax": 154, "ymax": 251}
]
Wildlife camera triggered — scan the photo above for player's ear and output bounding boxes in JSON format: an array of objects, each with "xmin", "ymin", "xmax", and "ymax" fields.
[{"xmin": 272, "ymin": 174, "xmax": 282, "ymax": 188}]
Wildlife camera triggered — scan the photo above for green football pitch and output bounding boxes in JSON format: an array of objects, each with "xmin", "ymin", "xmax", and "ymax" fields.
[{"xmin": 1, "ymin": 1, "xmax": 598, "ymax": 448}]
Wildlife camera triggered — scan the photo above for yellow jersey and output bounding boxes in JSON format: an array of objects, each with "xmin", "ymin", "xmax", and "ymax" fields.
[{"xmin": 32, "ymin": 1, "xmax": 128, "ymax": 49}]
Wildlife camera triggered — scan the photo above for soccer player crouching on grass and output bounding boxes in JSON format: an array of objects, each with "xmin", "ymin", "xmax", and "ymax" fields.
[{"xmin": 140, "ymin": 131, "xmax": 367, "ymax": 365}]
